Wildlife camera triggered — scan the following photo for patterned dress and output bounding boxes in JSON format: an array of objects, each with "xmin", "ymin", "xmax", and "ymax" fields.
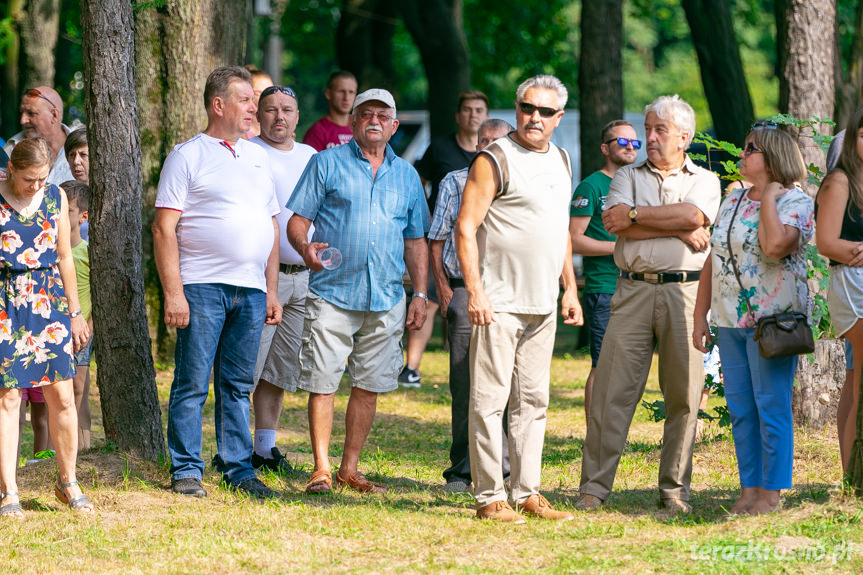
[{"xmin": 0, "ymin": 184, "xmax": 75, "ymax": 388}]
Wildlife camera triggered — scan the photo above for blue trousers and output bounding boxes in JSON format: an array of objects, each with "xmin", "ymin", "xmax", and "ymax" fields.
[
  {"xmin": 717, "ymin": 327, "xmax": 796, "ymax": 490},
  {"xmin": 167, "ymin": 283, "xmax": 266, "ymax": 485}
]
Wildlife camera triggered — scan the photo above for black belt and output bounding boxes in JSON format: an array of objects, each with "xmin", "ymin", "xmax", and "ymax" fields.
[
  {"xmin": 279, "ymin": 263, "xmax": 308, "ymax": 275},
  {"xmin": 620, "ymin": 270, "xmax": 700, "ymax": 284},
  {"xmin": 449, "ymin": 278, "xmax": 465, "ymax": 288}
]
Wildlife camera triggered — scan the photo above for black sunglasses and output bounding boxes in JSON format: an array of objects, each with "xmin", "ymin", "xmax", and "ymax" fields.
[
  {"xmin": 518, "ymin": 102, "xmax": 560, "ymax": 118},
  {"xmin": 605, "ymin": 137, "xmax": 642, "ymax": 150},
  {"xmin": 260, "ymin": 85, "xmax": 297, "ymax": 102},
  {"xmin": 25, "ymin": 88, "xmax": 57, "ymax": 110}
]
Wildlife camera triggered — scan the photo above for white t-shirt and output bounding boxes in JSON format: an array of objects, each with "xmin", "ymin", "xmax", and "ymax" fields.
[
  {"xmin": 155, "ymin": 133, "xmax": 280, "ymax": 292},
  {"xmin": 249, "ymin": 136, "xmax": 315, "ymax": 265}
]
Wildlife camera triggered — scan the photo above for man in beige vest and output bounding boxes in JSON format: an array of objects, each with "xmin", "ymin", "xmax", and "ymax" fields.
[
  {"xmin": 575, "ymin": 95, "xmax": 721, "ymax": 516},
  {"xmin": 456, "ymin": 74, "xmax": 582, "ymax": 524}
]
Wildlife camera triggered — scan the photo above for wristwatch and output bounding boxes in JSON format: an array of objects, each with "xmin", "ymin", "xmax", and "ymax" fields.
[
  {"xmin": 70, "ymin": 310, "xmax": 82, "ymax": 318},
  {"xmin": 413, "ymin": 292, "xmax": 429, "ymax": 304},
  {"xmin": 628, "ymin": 207, "xmax": 638, "ymax": 223}
]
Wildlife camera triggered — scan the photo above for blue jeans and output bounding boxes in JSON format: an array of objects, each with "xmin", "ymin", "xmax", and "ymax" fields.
[
  {"xmin": 167, "ymin": 283, "xmax": 266, "ymax": 485},
  {"xmin": 717, "ymin": 327, "xmax": 796, "ymax": 490}
]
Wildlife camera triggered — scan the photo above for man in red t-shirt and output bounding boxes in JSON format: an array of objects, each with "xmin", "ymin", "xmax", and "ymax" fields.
[{"xmin": 303, "ymin": 70, "xmax": 357, "ymax": 151}]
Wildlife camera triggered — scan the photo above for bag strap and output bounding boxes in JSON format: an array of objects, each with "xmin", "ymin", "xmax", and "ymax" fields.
[{"xmin": 726, "ymin": 193, "xmax": 755, "ymax": 324}]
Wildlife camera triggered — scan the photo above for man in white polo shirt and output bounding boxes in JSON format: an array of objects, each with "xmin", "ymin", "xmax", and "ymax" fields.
[
  {"xmin": 153, "ymin": 66, "xmax": 282, "ymax": 499},
  {"xmin": 248, "ymin": 85, "xmax": 316, "ymax": 473}
]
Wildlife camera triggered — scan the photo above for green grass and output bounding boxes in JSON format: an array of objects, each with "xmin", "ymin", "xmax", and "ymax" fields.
[{"xmin": 2, "ymin": 349, "xmax": 862, "ymax": 574}]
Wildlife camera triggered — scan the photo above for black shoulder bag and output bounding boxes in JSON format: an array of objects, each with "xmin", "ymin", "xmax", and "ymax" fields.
[{"xmin": 726, "ymin": 194, "xmax": 814, "ymax": 359}]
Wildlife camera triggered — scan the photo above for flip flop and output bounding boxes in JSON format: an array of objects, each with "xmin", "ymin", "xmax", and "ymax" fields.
[{"xmin": 305, "ymin": 469, "xmax": 332, "ymax": 495}]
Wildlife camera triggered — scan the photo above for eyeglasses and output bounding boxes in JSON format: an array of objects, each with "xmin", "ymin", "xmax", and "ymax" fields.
[
  {"xmin": 260, "ymin": 85, "xmax": 297, "ymax": 102},
  {"xmin": 605, "ymin": 137, "xmax": 642, "ymax": 150},
  {"xmin": 357, "ymin": 110, "xmax": 394, "ymax": 123},
  {"xmin": 25, "ymin": 88, "xmax": 57, "ymax": 110},
  {"xmin": 751, "ymin": 120, "xmax": 778, "ymax": 130},
  {"xmin": 517, "ymin": 102, "xmax": 560, "ymax": 118},
  {"xmin": 743, "ymin": 142, "xmax": 761, "ymax": 156}
]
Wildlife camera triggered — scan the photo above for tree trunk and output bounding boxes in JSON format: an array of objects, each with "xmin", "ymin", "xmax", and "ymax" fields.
[
  {"xmin": 777, "ymin": 0, "xmax": 835, "ymax": 194},
  {"xmin": 18, "ymin": 0, "xmax": 60, "ymax": 89},
  {"xmin": 833, "ymin": 0, "xmax": 863, "ymax": 133},
  {"xmin": 81, "ymin": 0, "xmax": 164, "ymax": 460},
  {"xmin": 1, "ymin": 0, "xmax": 24, "ymax": 136},
  {"xmin": 682, "ymin": 0, "xmax": 754, "ymax": 148},
  {"xmin": 578, "ymin": 0, "xmax": 623, "ymax": 179},
  {"xmin": 336, "ymin": 0, "xmax": 397, "ymax": 92},
  {"xmin": 135, "ymin": 0, "xmax": 248, "ymax": 361},
  {"xmin": 792, "ymin": 339, "xmax": 844, "ymax": 430},
  {"xmin": 402, "ymin": 0, "xmax": 470, "ymax": 138}
]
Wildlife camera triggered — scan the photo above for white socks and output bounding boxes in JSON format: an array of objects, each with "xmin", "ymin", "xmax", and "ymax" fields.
[{"xmin": 254, "ymin": 429, "xmax": 277, "ymax": 457}]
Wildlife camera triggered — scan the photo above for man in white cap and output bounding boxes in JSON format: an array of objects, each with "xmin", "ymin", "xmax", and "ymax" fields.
[{"xmin": 287, "ymin": 88, "xmax": 430, "ymax": 495}]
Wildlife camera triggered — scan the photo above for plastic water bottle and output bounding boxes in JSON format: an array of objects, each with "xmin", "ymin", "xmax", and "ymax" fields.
[{"xmin": 318, "ymin": 247, "xmax": 342, "ymax": 271}]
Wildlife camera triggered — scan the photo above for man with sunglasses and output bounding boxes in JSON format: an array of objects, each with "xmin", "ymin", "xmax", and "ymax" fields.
[
  {"xmin": 286, "ymin": 89, "xmax": 430, "ymax": 495},
  {"xmin": 3, "ymin": 87, "xmax": 74, "ymax": 185},
  {"xmin": 457, "ymin": 75, "xmax": 582, "ymax": 523},
  {"xmin": 246, "ymin": 84, "xmax": 316, "ymax": 475},
  {"xmin": 570, "ymin": 119, "xmax": 640, "ymax": 423},
  {"xmin": 576, "ymin": 95, "xmax": 721, "ymax": 516}
]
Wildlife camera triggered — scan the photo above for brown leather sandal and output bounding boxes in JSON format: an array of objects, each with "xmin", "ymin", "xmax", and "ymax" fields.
[
  {"xmin": 304, "ymin": 469, "xmax": 332, "ymax": 495},
  {"xmin": 334, "ymin": 470, "xmax": 386, "ymax": 494}
]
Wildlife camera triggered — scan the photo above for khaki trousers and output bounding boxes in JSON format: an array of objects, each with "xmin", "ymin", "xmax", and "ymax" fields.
[
  {"xmin": 468, "ymin": 312, "xmax": 556, "ymax": 507},
  {"xmin": 579, "ymin": 278, "xmax": 703, "ymax": 501}
]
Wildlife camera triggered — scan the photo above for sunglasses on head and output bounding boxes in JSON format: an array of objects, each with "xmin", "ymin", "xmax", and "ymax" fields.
[
  {"xmin": 751, "ymin": 120, "xmax": 778, "ymax": 131},
  {"xmin": 605, "ymin": 137, "xmax": 642, "ymax": 150},
  {"xmin": 260, "ymin": 85, "xmax": 297, "ymax": 101},
  {"xmin": 25, "ymin": 88, "xmax": 57, "ymax": 110},
  {"xmin": 518, "ymin": 102, "xmax": 560, "ymax": 118}
]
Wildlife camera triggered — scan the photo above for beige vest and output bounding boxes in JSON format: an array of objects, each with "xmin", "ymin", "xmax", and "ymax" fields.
[{"xmin": 477, "ymin": 135, "xmax": 572, "ymax": 314}]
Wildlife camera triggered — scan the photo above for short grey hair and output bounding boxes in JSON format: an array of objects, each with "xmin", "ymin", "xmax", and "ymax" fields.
[
  {"xmin": 644, "ymin": 94, "xmax": 696, "ymax": 149},
  {"xmin": 516, "ymin": 75, "xmax": 568, "ymax": 110},
  {"xmin": 479, "ymin": 118, "xmax": 514, "ymax": 134}
]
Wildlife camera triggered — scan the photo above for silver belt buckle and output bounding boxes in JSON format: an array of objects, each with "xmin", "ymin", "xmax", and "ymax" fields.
[{"xmin": 643, "ymin": 272, "xmax": 659, "ymax": 284}]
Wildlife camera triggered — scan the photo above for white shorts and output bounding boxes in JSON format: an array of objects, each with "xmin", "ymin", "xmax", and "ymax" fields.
[{"xmin": 827, "ymin": 265, "xmax": 863, "ymax": 337}]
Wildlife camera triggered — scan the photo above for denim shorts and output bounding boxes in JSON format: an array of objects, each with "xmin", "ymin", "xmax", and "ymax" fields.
[
  {"xmin": 583, "ymin": 292, "xmax": 613, "ymax": 367},
  {"xmin": 75, "ymin": 338, "xmax": 93, "ymax": 367}
]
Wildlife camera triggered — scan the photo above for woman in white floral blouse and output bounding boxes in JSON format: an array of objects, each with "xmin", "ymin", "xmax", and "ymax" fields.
[{"xmin": 693, "ymin": 126, "xmax": 812, "ymax": 516}]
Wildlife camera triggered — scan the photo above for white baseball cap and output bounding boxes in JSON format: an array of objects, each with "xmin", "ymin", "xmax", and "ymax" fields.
[{"xmin": 352, "ymin": 88, "xmax": 397, "ymax": 114}]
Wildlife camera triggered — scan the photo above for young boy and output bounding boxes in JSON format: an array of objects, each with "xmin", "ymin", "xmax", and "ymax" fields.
[{"xmin": 62, "ymin": 180, "xmax": 93, "ymax": 451}]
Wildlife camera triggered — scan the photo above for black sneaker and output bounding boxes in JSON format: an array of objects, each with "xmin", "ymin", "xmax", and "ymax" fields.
[
  {"xmin": 252, "ymin": 447, "xmax": 294, "ymax": 474},
  {"xmin": 398, "ymin": 365, "xmax": 421, "ymax": 388},
  {"xmin": 171, "ymin": 477, "xmax": 207, "ymax": 498},
  {"xmin": 233, "ymin": 477, "xmax": 278, "ymax": 499}
]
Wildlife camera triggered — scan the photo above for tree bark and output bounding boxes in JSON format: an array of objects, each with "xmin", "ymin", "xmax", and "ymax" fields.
[
  {"xmin": 792, "ymin": 339, "xmax": 844, "ymax": 430},
  {"xmin": 336, "ymin": 0, "xmax": 397, "ymax": 92},
  {"xmin": 578, "ymin": 0, "xmax": 623, "ymax": 178},
  {"xmin": 1, "ymin": 0, "xmax": 24, "ymax": 136},
  {"xmin": 18, "ymin": 0, "xmax": 60, "ymax": 89},
  {"xmin": 81, "ymin": 0, "xmax": 164, "ymax": 460},
  {"xmin": 776, "ymin": 0, "xmax": 835, "ymax": 193},
  {"xmin": 682, "ymin": 0, "xmax": 754, "ymax": 148},
  {"xmin": 401, "ymin": 0, "xmax": 470, "ymax": 138}
]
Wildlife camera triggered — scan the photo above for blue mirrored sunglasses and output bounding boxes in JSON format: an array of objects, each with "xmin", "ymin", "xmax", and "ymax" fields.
[{"xmin": 605, "ymin": 137, "xmax": 642, "ymax": 150}]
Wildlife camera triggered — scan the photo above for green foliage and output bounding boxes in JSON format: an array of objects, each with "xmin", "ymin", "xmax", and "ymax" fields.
[{"xmin": 0, "ymin": 16, "xmax": 14, "ymax": 67}]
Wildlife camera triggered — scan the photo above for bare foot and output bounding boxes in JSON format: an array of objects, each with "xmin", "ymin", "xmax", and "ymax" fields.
[
  {"xmin": 746, "ymin": 490, "xmax": 780, "ymax": 516},
  {"xmin": 728, "ymin": 487, "xmax": 759, "ymax": 515}
]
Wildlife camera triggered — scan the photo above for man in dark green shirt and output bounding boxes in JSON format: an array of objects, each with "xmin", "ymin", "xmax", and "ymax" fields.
[{"xmin": 570, "ymin": 119, "xmax": 639, "ymax": 420}]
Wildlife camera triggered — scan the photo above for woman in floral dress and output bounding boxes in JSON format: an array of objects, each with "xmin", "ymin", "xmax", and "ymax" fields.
[
  {"xmin": 0, "ymin": 138, "xmax": 91, "ymax": 518},
  {"xmin": 692, "ymin": 126, "xmax": 812, "ymax": 516}
]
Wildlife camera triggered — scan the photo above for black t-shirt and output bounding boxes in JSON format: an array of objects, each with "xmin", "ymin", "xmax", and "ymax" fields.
[{"xmin": 415, "ymin": 133, "xmax": 475, "ymax": 212}]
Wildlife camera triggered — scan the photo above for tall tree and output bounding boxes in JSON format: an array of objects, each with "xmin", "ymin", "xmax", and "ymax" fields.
[
  {"xmin": 776, "ymin": 0, "xmax": 835, "ymax": 190},
  {"xmin": 81, "ymin": 0, "xmax": 164, "ymax": 460},
  {"xmin": 335, "ymin": 0, "xmax": 398, "ymax": 92},
  {"xmin": 1, "ymin": 0, "xmax": 25, "ymax": 135},
  {"xmin": 18, "ymin": 0, "xmax": 60, "ymax": 89},
  {"xmin": 578, "ymin": 0, "xmax": 624, "ymax": 178},
  {"xmin": 834, "ymin": 0, "xmax": 863, "ymax": 132},
  {"xmin": 401, "ymin": 0, "xmax": 470, "ymax": 138},
  {"xmin": 682, "ymin": 0, "xmax": 754, "ymax": 147},
  {"xmin": 135, "ymin": 0, "xmax": 248, "ymax": 360}
]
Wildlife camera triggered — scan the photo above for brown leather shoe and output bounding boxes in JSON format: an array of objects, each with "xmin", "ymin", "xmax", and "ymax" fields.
[
  {"xmin": 334, "ymin": 470, "xmax": 386, "ymax": 494},
  {"xmin": 574, "ymin": 493, "xmax": 603, "ymax": 511},
  {"xmin": 475, "ymin": 500, "xmax": 526, "ymax": 524},
  {"xmin": 659, "ymin": 497, "xmax": 692, "ymax": 517},
  {"xmin": 518, "ymin": 494, "xmax": 574, "ymax": 521}
]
